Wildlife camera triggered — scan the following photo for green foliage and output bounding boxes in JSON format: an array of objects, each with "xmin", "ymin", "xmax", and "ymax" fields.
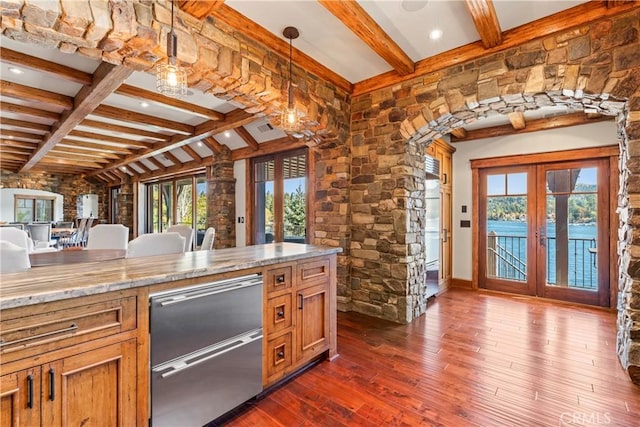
[{"xmin": 284, "ymin": 185, "xmax": 306, "ymax": 236}]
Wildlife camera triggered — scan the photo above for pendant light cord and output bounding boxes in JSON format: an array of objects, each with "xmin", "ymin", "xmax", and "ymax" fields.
[
  {"xmin": 171, "ymin": 0, "xmax": 175, "ymax": 34},
  {"xmin": 288, "ymin": 36, "xmax": 293, "ymax": 108}
]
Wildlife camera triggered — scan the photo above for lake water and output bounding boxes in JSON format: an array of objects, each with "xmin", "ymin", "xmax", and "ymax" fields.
[{"xmin": 487, "ymin": 220, "xmax": 597, "ymax": 288}]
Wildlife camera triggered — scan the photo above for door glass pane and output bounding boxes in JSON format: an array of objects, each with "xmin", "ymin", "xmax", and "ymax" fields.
[
  {"xmin": 161, "ymin": 182, "xmax": 173, "ymax": 231},
  {"xmin": 35, "ymin": 199, "xmax": 53, "ymax": 222},
  {"xmin": 151, "ymin": 184, "xmax": 160, "ymax": 233},
  {"xmin": 283, "ymin": 153, "xmax": 306, "ymax": 243},
  {"xmin": 176, "ymin": 179, "xmax": 193, "ymax": 226},
  {"xmin": 15, "ymin": 198, "xmax": 34, "ymax": 222},
  {"xmin": 255, "ymin": 159, "xmax": 275, "ymax": 244},
  {"xmin": 486, "ymin": 172, "xmax": 528, "ymax": 282},
  {"xmin": 545, "ymin": 167, "xmax": 597, "ymax": 290},
  {"xmin": 196, "ymin": 177, "xmax": 207, "ymax": 247}
]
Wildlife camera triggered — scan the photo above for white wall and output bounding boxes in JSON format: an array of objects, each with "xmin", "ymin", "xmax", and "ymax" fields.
[
  {"xmin": 234, "ymin": 159, "xmax": 247, "ymax": 247},
  {"xmin": 0, "ymin": 188, "xmax": 64, "ymax": 222},
  {"xmin": 451, "ymin": 121, "xmax": 618, "ymax": 281}
]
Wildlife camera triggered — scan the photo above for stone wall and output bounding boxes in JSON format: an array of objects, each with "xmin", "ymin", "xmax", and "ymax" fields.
[
  {"xmin": 206, "ymin": 148, "xmax": 235, "ymax": 248},
  {"xmin": 349, "ymin": 9, "xmax": 640, "ymax": 384},
  {"xmin": 0, "ymin": 169, "xmax": 109, "ymax": 221}
]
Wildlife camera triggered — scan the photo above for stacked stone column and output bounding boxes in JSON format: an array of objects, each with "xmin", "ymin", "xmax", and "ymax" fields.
[{"xmin": 207, "ymin": 148, "xmax": 236, "ymax": 249}]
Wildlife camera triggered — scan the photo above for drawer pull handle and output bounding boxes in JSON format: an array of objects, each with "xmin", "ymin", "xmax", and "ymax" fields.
[
  {"xmin": 276, "ymin": 274, "xmax": 286, "ymax": 284},
  {"xmin": 27, "ymin": 374, "xmax": 34, "ymax": 409},
  {"xmin": 277, "ymin": 351, "xmax": 285, "ymax": 359},
  {"xmin": 298, "ymin": 294, "xmax": 304, "ymax": 310},
  {"xmin": 49, "ymin": 369, "xmax": 55, "ymax": 401},
  {"xmin": 276, "ymin": 310, "xmax": 285, "ymax": 318},
  {"xmin": 0, "ymin": 323, "xmax": 78, "ymax": 349}
]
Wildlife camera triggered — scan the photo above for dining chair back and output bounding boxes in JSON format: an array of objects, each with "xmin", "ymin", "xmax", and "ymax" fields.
[
  {"xmin": 0, "ymin": 227, "xmax": 31, "ymax": 250},
  {"xmin": 26, "ymin": 223, "xmax": 54, "ymax": 248},
  {"xmin": 166, "ymin": 224, "xmax": 194, "ymax": 252},
  {"xmin": 0, "ymin": 223, "xmax": 25, "ymax": 230},
  {"xmin": 0, "ymin": 240, "xmax": 31, "ymax": 273},
  {"xmin": 126, "ymin": 232, "xmax": 186, "ymax": 258},
  {"xmin": 86, "ymin": 224, "xmax": 129, "ymax": 250},
  {"xmin": 199, "ymin": 227, "xmax": 216, "ymax": 251}
]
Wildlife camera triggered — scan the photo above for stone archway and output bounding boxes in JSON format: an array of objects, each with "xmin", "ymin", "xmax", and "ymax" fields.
[{"xmin": 349, "ymin": 8, "xmax": 640, "ymax": 384}]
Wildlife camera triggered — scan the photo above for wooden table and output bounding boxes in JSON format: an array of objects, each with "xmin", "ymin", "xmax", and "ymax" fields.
[
  {"xmin": 29, "ymin": 249, "xmax": 127, "ymax": 267},
  {"xmin": 51, "ymin": 227, "xmax": 76, "ymax": 238}
]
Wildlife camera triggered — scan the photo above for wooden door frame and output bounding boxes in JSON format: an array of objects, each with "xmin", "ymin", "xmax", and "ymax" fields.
[{"xmin": 471, "ymin": 145, "xmax": 619, "ymax": 306}]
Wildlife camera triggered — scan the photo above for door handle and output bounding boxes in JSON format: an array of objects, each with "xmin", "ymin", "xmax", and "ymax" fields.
[
  {"xmin": 49, "ymin": 368, "xmax": 55, "ymax": 401},
  {"xmin": 539, "ymin": 228, "xmax": 546, "ymax": 247},
  {"xmin": 27, "ymin": 374, "xmax": 34, "ymax": 409}
]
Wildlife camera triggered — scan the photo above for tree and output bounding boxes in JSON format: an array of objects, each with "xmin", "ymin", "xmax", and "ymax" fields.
[{"xmin": 284, "ymin": 185, "xmax": 306, "ymax": 237}]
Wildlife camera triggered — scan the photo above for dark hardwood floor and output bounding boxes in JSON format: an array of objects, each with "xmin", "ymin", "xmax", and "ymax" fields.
[{"xmin": 223, "ymin": 288, "xmax": 639, "ymax": 426}]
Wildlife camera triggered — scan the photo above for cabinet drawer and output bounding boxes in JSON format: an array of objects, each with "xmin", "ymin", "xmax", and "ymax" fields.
[
  {"xmin": 265, "ymin": 332, "xmax": 292, "ymax": 382},
  {"xmin": 0, "ymin": 296, "xmax": 137, "ymax": 364},
  {"xmin": 296, "ymin": 257, "xmax": 330, "ymax": 289},
  {"xmin": 265, "ymin": 294, "xmax": 292, "ymax": 336},
  {"xmin": 265, "ymin": 265, "xmax": 292, "ymax": 295}
]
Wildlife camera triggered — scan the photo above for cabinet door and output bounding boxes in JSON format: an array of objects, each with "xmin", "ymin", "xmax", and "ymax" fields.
[
  {"xmin": 296, "ymin": 282, "xmax": 330, "ymax": 362},
  {"xmin": 0, "ymin": 367, "xmax": 41, "ymax": 427},
  {"xmin": 41, "ymin": 339, "xmax": 137, "ymax": 426}
]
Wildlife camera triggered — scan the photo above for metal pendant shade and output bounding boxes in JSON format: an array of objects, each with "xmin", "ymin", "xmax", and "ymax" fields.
[{"xmin": 156, "ymin": 0, "xmax": 187, "ymax": 98}]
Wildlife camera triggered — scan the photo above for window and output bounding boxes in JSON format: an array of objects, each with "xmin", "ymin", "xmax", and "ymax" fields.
[
  {"xmin": 251, "ymin": 149, "xmax": 308, "ymax": 244},
  {"xmin": 145, "ymin": 174, "xmax": 207, "ymax": 246},
  {"xmin": 14, "ymin": 195, "xmax": 54, "ymax": 222}
]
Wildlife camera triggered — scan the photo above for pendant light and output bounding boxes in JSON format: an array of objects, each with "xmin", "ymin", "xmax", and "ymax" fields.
[
  {"xmin": 156, "ymin": 0, "xmax": 187, "ymax": 98},
  {"xmin": 280, "ymin": 26, "xmax": 302, "ymax": 132}
]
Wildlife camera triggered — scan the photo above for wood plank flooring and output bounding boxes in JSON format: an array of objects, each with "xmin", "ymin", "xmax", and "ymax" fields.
[{"xmin": 221, "ymin": 289, "xmax": 640, "ymax": 426}]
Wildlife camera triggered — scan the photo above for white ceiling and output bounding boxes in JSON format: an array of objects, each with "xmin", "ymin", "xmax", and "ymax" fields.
[{"xmin": 226, "ymin": 0, "xmax": 589, "ymax": 83}]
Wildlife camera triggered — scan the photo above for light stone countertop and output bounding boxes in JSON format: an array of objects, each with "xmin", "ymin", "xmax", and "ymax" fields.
[{"xmin": 0, "ymin": 243, "xmax": 341, "ymax": 310}]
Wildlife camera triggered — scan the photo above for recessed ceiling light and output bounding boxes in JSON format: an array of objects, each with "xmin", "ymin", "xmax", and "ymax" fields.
[
  {"xmin": 8, "ymin": 135, "xmax": 14, "ymax": 139},
  {"xmin": 224, "ymin": 131, "xmax": 231, "ymax": 138},
  {"xmin": 120, "ymin": 166, "xmax": 127, "ymax": 171},
  {"xmin": 401, "ymin": 0, "xmax": 428, "ymax": 12},
  {"xmin": 8, "ymin": 67, "xmax": 24, "ymax": 75},
  {"xmin": 140, "ymin": 101, "xmax": 149, "ymax": 108},
  {"xmin": 429, "ymin": 29, "xmax": 443, "ymax": 40},
  {"xmin": 197, "ymin": 141, "xmax": 203, "ymax": 147}
]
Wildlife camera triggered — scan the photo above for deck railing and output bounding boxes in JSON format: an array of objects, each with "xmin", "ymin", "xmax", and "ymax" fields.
[{"xmin": 487, "ymin": 232, "xmax": 597, "ymax": 289}]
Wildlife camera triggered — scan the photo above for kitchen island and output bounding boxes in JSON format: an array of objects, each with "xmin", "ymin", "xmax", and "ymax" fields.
[{"xmin": 0, "ymin": 243, "xmax": 340, "ymax": 426}]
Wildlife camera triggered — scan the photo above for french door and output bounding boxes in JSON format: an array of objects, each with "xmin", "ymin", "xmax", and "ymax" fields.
[{"xmin": 478, "ymin": 159, "xmax": 610, "ymax": 306}]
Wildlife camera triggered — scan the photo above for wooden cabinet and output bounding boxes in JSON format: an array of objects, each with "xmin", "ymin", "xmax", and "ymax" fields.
[
  {"xmin": 426, "ymin": 139, "xmax": 455, "ymax": 292},
  {"xmin": 0, "ymin": 291, "xmax": 140, "ymax": 426},
  {"xmin": 263, "ymin": 255, "xmax": 336, "ymax": 387}
]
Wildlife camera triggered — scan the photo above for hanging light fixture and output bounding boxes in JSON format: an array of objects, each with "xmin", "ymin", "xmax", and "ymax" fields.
[
  {"xmin": 156, "ymin": 0, "xmax": 187, "ymax": 98},
  {"xmin": 280, "ymin": 26, "xmax": 302, "ymax": 132}
]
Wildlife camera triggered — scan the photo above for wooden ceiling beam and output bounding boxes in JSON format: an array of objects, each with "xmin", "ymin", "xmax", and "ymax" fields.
[
  {"xmin": 92, "ymin": 104, "xmax": 194, "ymax": 135},
  {"xmin": 177, "ymin": 0, "xmax": 225, "ymax": 19},
  {"xmin": 1, "ymin": 146, "xmax": 33, "ymax": 156},
  {"xmin": 451, "ymin": 112, "xmax": 614, "ymax": 142},
  {"xmin": 180, "ymin": 144, "xmax": 203, "ymax": 162},
  {"xmin": 0, "ymin": 130, "xmax": 43, "ymax": 143},
  {"xmin": 47, "ymin": 151, "xmax": 111, "ymax": 163},
  {"xmin": 0, "ymin": 47, "xmax": 93, "ymax": 85},
  {"xmin": 0, "ymin": 118, "xmax": 51, "ymax": 133},
  {"xmin": 0, "ymin": 102, "xmax": 60, "ymax": 122},
  {"xmin": 79, "ymin": 119, "xmax": 170, "ymax": 142},
  {"xmin": 231, "ymin": 136, "xmax": 304, "ymax": 161},
  {"xmin": 20, "ymin": 63, "xmax": 134, "ymax": 171},
  {"xmin": 201, "ymin": 137, "xmax": 223, "ymax": 155},
  {"xmin": 146, "ymin": 156, "xmax": 167, "ymax": 171},
  {"xmin": 464, "ymin": 0, "xmax": 503, "ymax": 49},
  {"xmin": 0, "ymin": 152, "xmax": 29, "ymax": 162},
  {"xmin": 353, "ymin": 1, "xmax": 640, "ymax": 95},
  {"xmin": 0, "ymin": 139, "xmax": 38, "ymax": 149},
  {"xmin": 51, "ymin": 146, "xmax": 121, "ymax": 160},
  {"xmin": 191, "ymin": 4, "xmax": 352, "ymax": 93},
  {"xmin": 161, "ymin": 150, "xmax": 181, "ymax": 166},
  {"xmin": 0, "ymin": 80, "xmax": 73, "ymax": 110},
  {"xmin": 449, "ymin": 128, "xmax": 468, "ymax": 139},
  {"xmin": 508, "ymin": 111, "xmax": 526, "ymax": 130},
  {"xmin": 38, "ymin": 157, "xmax": 103, "ymax": 169},
  {"xmin": 58, "ymin": 139, "xmax": 134, "ymax": 155},
  {"xmin": 318, "ymin": 0, "xmax": 414, "ymax": 75},
  {"xmin": 234, "ymin": 126, "xmax": 259, "ymax": 151},
  {"xmin": 114, "ymin": 85, "xmax": 224, "ymax": 121},
  {"xmin": 68, "ymin": 130, "xmax": 153, "ymax": 149},
  {"xmin": 138, "ymin": 159, "xmax": 207, "ymax": 181},
  {"xmin": 132, "ymin": 161, "xmax": 152, "ymax": 174}
]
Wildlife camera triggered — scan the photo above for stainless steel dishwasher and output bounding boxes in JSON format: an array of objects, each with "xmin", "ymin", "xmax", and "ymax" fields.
[{"xmin": 149, "ymin": 274, "xmax": 263, "ymax": 427}]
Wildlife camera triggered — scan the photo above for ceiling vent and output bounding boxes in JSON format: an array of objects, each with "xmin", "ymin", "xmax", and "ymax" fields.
[{"xmin": 257, "ymin": 123, "xmax": 274, "ymax": 133}]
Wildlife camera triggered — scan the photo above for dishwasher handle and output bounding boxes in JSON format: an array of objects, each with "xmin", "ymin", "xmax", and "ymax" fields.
[
  {"xmin": 153, "ymin": 329, "xmax": 263, "ymax": 379},
  {"xmin": 157, "ymin": 278, "xmax": 262, "ymax": 307}
]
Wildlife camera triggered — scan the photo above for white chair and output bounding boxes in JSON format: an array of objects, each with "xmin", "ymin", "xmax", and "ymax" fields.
[
  {"xmin": 166, "ymin": 224, "xmax": 195, "ymax": 252},
  {"xmin": 199, "ymin": 227, "xmax": 216, "ymax": 251},
  {"xmin": 27, "ymin": 223, "xmax": 55, "ymax": 249},
  {"xmin": 86, "ymin": 224, "xmax": 129, "ymax": 250},
  {"xmin": 126, "ymin": 233, "xmax": 185, "ymax": 258},
  {"xmin": 0, "ymin": 227, "xmax": 56, "ymax": 254},
  {"xmin": 0, "ymin": 240, "xmax": 31, "ymax": 273}
]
